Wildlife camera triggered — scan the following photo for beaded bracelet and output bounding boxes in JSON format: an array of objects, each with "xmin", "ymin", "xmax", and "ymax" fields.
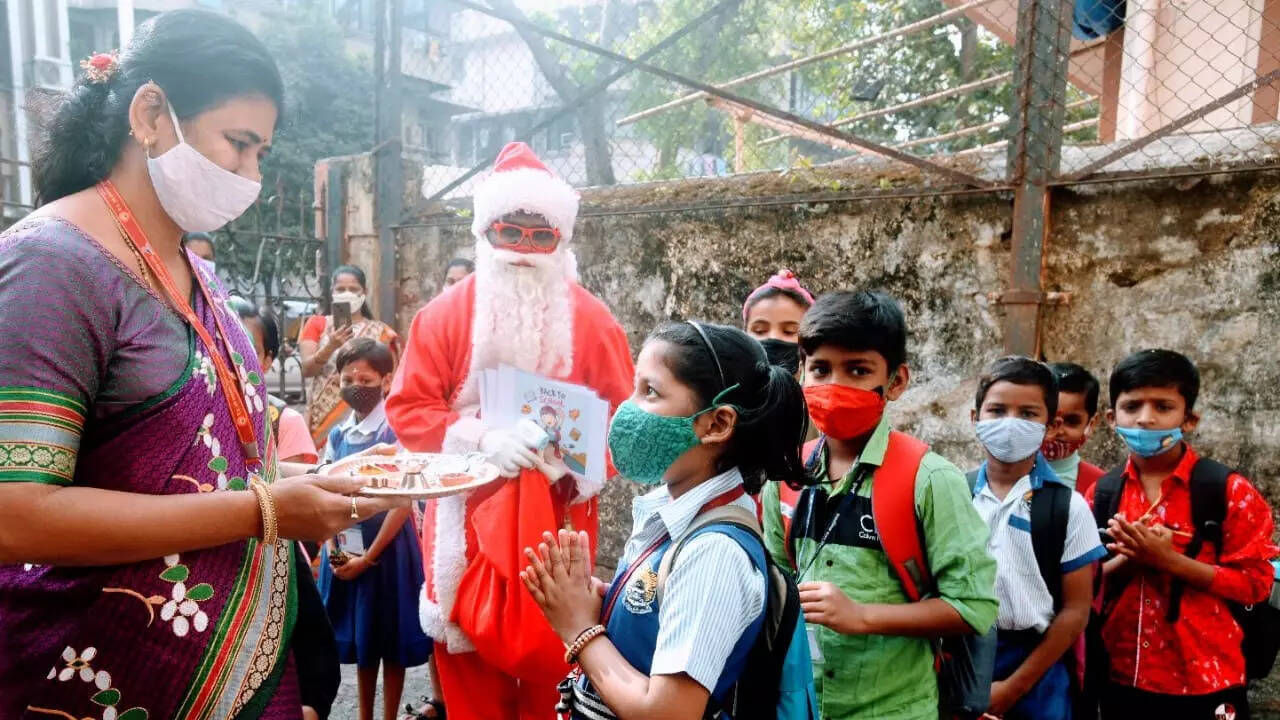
[
  {"xmin": 249, "ymin": 480, "xmax": 278, "ymax": 546},
  {"xmin": 564, "ymin": 624, "xmax": 606, "ymax": 665}
]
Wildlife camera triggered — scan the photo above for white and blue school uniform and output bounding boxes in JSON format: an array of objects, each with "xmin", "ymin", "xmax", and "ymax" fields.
[
  {"xmin": 568, "ymin": 468, "xmax": 768, "ymax": 719},
  {"xmin": 317, "ymin": 401, "xmax": 432, "ymax": 669},
  {"xmin": 972, "ymin": 454, "xmax": 1107, "ymax": 720}
]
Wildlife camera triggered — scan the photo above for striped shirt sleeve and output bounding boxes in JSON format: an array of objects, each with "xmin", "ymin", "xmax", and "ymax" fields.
[
  {"xmin": 1062, "ymin": 492, "xmax": 1108, "ymax": 572},
  {"xmin": 650, "ymin": 532, "xmax": 766, "ymax": 692},
  {"xmin": 0, "ymin": 231, "xmax": 106, "ymax": 485}
]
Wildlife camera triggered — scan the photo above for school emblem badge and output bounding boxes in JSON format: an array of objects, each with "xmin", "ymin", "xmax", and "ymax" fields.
[
  {"xmin": 1215, "ymin": 703, "xmax": 1236, "ymax": 720},
  {"xmin": 623, "ymin": 567, "xmax": 659, "ymax": 614}
]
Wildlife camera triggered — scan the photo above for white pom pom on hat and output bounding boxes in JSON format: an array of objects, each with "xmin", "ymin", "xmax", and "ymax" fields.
[{"xmin": 470, "ymin": 142, "xmax": 580, "ymax": 242}]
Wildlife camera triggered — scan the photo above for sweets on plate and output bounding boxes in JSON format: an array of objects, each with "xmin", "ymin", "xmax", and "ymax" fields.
[{"xmin": 439, "ymin": 472, "xmax": 475, "ymax": 488}]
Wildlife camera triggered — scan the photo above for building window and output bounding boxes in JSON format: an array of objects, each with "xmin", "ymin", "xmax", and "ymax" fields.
[{"xmin": 44, "ymin": 0, "xmax": 60, "ymax": 57}]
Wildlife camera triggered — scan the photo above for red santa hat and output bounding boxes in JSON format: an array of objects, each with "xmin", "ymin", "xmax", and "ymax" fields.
[{"xmin": 470, "ymin": 142, "xmax": 580, "ymax": 242}]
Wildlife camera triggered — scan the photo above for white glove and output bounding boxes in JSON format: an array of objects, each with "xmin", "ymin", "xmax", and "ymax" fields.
[{"xmin": 479, "ymin": 427, "xmax": 541, "ymax": 478}]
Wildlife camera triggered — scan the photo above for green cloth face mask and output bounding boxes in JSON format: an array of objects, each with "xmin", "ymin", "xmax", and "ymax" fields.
[{"xmin": 607, "ymin": 385, "xmax": 738, "ymax": 486}]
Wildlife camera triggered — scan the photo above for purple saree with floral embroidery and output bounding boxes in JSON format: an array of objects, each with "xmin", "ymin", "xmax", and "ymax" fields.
[{"xmin": 0, "ymin": 217, "xmax": 300, "ymax": 720}]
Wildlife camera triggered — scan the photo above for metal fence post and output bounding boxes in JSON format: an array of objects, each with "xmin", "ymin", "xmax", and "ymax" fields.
[
  {"xmin": 374, "ymin": 0, "xmax": 404, "ymax": 326},
  {"xmin": 324, "ymin": 161, "xmax": 346, "ymax": 300},
  {"xmin": 1003, "ymin": 0, "xmax": 1071, "ymax": 356}
]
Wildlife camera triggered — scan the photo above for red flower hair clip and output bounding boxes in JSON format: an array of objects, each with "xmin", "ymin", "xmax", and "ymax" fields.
[{"xmin": 80, "ymin": 51, "xmax": 119, "ymax": 84}]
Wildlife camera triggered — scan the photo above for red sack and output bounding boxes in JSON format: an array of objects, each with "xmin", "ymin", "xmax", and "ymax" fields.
[{"xmin": 452, "ymin": 469, "xmax": 597, "ymax": 686}]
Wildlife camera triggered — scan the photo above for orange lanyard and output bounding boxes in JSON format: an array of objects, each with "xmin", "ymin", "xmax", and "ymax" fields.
[{"xmin": 96, "ymin": 181, "xmax": 261, "ymax": 468}]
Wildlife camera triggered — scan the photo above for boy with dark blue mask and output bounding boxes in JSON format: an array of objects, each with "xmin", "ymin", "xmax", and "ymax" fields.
[{"xmin": 1087, "ymin": 349, "xmax": 1277, "ymax": 719}]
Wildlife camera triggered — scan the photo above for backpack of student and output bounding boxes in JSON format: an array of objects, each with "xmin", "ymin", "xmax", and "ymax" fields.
[
  {"xmin": 964, "ymin": 468, "xmax": 1074, "ymax": 610},
  {"xmin": 1091, "ymin": 459, "xmax": 1280, "ymax": 680},
  {"xmin": 799, "ymin": 434, "xmax": 997, "ymax": 720},
  {"xmin": 656, "ymin": 503, "xmax": 818, "ymax": 720}
]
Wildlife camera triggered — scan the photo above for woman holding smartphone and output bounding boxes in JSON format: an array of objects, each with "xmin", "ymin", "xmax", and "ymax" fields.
[{"xmin": 299, "ymin": 265, "xmax": 401, "ymax": 452}]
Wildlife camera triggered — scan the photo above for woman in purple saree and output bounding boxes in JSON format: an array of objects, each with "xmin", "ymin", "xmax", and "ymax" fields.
[{"xmin": 0, "ymin": 10, "xmax": 403, "ymax": 720}]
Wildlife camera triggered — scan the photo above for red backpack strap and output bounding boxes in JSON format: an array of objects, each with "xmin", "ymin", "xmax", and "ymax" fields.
[
  {"xmin": 871, "ymin": 431, "xmax": 932, "ymax": 602},
  {"xmin": 1076, "ymin": 461, "xmax": 1105, "ymax": 497}
]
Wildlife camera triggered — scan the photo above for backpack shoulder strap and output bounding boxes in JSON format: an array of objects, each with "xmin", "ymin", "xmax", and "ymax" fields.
[
  {"xmin": 1030, "ymin": 483, "xmax": 1073, "ymax": 611},
  {"xmin": 1092, "ymin": 466, "xmax": 1126, "ymax": 529},
  {"xmin": 1189, "ymin": 458, "xmax": 1231, "ymax": 551},
  {"xmin": 1167, "ymin": 458, "xmax": 1233, "ymax": 621},
  {"xmin": 656, "ymin": 504, "xmax": 763, "ymax": 603},
  {"xmin": 872, "ymin": 431, "xmax": 931, "ymax": 601}
]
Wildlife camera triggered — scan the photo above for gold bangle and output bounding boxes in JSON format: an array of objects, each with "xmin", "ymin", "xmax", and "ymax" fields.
[
  {"xmin": 564, "ymin": 624, "xmax": 606, "ymax": 665},
  {"xmin": 249, "ymin": 480, "xmax": 278, "ymax": 546}
]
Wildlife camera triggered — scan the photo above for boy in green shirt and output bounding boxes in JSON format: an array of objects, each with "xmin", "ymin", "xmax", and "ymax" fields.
[{"xmin": 762, "ymin": 290, "xmax": 998, "ymax": 720}]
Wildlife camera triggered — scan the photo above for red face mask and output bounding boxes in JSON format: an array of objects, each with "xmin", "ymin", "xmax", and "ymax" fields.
[
  {"xmin": 1041, "ymin": 437, "xmax": 1086, "ymax": 461},
  {"xmin": 803, "ymin": 384, "xmax": 886, "ymax": 440}
]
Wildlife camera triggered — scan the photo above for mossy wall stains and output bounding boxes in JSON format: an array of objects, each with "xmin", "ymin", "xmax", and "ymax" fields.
[{"xmin": 388, "ymin": 168, "xmax": 1280, "ymax": 573}]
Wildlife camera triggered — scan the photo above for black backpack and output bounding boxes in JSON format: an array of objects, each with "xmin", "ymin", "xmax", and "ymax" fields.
[
  {"xmin": 1091, "ymin": 459, "xmax": 1280, "ymax": 680},
  {"xmin": 966, "ymin": 470, "xmax": 1074, "ymax": 610}
]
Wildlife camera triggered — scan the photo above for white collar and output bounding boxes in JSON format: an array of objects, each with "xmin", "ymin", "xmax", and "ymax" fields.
[
  {"xmin": 631, "ymin": 467, "xmax": 746, "ymax": 541},
  {"xmin": 341, "ymin": 402, "xmax": 387, "ymax": 436},
  {"xmin": 978, "ymin": 472, "xmax": 1033, "ymax": 506}
]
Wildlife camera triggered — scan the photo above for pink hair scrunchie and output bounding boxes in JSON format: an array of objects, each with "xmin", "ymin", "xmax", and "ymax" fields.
[{"xmin": 742, "ymin": 269, "xmax": 815, "ymax": 322}]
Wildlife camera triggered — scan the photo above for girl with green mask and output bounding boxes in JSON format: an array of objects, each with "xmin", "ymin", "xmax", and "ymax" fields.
[{"xmin": 520, "ymin": 322, "xmax": 810, "ymax": 720}]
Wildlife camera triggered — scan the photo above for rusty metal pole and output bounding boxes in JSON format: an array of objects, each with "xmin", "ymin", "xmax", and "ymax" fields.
[
  {"xmin": 1003, "ymin": 0, "xmax": 1072, "ymax": 356},
  {"xmin": 374, "ymin": 0, "xmax": 403, "ymax": 326}
]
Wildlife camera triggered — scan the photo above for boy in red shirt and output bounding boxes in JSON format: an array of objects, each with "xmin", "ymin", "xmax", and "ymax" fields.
[
  {"xmin": 1088, "ymin": 349, "xmax": 1276, "ymax": 719},
  {"xmin": 1042, "ymin": 363, "xmax": 1106, "ymax": 495}
]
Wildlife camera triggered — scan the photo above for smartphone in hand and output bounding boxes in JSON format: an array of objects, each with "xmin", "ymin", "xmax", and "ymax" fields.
[{"xmin": 332, "ymin": 302, "xmax": 352, "ymax": 329}]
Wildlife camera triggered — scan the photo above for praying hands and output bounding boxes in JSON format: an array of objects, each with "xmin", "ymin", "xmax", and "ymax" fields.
[{"xmin": 521, "ymin": 529, "xmax": 608, "ymax": 645}]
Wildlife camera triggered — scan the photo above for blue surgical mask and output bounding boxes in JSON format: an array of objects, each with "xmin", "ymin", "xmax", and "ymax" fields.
[
  {"xmin": 1115, "ymin": 426, "xmax": 1183, "ymax": 458},
  {"xmin": 975, "ymin": 417, "xmax": 1047, "ymax": 463}
]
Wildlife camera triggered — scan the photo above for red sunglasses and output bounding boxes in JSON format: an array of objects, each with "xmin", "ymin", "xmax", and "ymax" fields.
[{"xmin": 487, "ymin": 222, "xmax": 561, "ymax": 254}]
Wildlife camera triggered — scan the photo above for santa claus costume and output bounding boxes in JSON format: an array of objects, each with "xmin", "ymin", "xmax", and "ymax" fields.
[{"xmin": 386, "ymin": 142, "xmax": 634, "ymax": 720}]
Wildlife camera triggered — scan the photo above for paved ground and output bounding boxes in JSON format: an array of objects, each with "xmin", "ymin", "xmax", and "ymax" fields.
[
  {"xmin": 331, "ymin": 663, "xmax": 435, "ymax": 720},
  {"xmin": 325, "ymin": 669, "xmax": 1280, "ymax": 720}
]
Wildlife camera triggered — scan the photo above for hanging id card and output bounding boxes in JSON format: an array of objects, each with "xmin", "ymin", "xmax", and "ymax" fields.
[
  {"xmin": 336, "ymin": 527, "xmax": 366, "ymax": 557},
  {"xmin": 807, "ymin": 625, "xmax": 825, "ymax": 664}
]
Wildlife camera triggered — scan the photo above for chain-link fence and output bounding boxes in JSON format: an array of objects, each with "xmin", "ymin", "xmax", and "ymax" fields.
[
  {"xmin": 215, "ymin": 191, "xmax": 325, "ymax": 404},
  {"xmin": 1049, "ymin": 0, "xmax": 1280, "ymax": 182},
  {"xmin": 382, "ymin": 0, "xmax": 1280, "ymax": 205}
]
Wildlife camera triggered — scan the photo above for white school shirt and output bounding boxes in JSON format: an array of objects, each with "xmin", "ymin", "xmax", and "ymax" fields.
[
  {"xmin": 321, "ymin": 402, "xmax": 388, "ymax": 463},
  {"xmin": 972, "ymin": 472, "xmax": 1107, "ymax": 633},
  {"xmin": 617, "ymin": 468, "xmax": 767, "ymax": 692}
]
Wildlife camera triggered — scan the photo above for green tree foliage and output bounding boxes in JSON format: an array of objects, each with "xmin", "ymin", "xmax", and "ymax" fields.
[
  {"xmin": 621, "ymin": 0, "xmax": 786, "ymax": 179},
  {"xmin": 255, "ymin": 5, "xmax": 376, "ymax": 229},
  {"xmin": 216, "ymin": 5, "xmax": 375, "ymax": 306},
  {"xmin": 618, "ymin": 0, "xmax": 1029, "ymax": 171}
]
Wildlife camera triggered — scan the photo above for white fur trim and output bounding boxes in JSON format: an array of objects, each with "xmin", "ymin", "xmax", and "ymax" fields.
[
  {"xmin": 443, "ymin": 416, "xmax": 487, "ymax": 455},
  {"xmin": 572, "ymin": 472, "xmax": 606, "ymax": 502},
  {"xmin": 418, "ymin": 585, "xmax": 474, "ymax": 653},
  {"xmin": 427, "ymin": 493, "xmax": 474, "ymax": 653},
  {"xmin": 466, "ymin": 241, "xmax": 576, "ymax": 392},
  {"xmin": 470, "ymin": 167, "xmax": 579, "ymax": 241}
]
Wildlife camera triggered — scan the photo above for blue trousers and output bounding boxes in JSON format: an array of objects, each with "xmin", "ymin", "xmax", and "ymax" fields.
[{"xmin": 994, "ymin": 630, "xmax": 1073, "ymax": 720}]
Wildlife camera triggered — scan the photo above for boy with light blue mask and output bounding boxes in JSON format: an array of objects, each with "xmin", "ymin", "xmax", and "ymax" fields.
[
  {"xmin": 969, "ymin": 356, "xmax": 1105, "ymax": 720},
  {"xmin": 1086, "ymin": 349, "xmax": 1277, "ymax": 719}
]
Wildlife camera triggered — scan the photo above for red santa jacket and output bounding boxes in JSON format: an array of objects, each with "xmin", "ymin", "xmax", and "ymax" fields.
[{"xmin": 385, "ymin": 273, "xmax": 634, "ymax": 658}]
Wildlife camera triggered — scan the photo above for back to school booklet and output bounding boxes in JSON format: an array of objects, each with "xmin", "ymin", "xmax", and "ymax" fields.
[{"xmin": 480, "ymin": 365, "xmax": 609, "ymax": 489}]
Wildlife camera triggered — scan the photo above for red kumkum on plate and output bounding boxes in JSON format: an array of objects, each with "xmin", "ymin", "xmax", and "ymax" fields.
[{"xmin": 324, "ymin": 453, "xmax": 502, "ymax": 498}]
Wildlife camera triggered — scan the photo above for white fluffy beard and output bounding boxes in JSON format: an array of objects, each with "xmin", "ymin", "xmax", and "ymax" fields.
[{"xmin": 467, "ymin": 239, "xmax": 576, "ymax": 389}]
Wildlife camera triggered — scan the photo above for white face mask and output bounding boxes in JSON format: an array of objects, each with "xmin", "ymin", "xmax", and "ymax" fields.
[
  {"xmin": 147, "ymin": 101, "xmax": 262, "ymax": 232},
  {"xmin": 975, "ymin": 417, "xmax": 1047, "ymax": 463},
  {"xmin": 332, "ymin": 290, "xmax": 365, "ymax": 312}
]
